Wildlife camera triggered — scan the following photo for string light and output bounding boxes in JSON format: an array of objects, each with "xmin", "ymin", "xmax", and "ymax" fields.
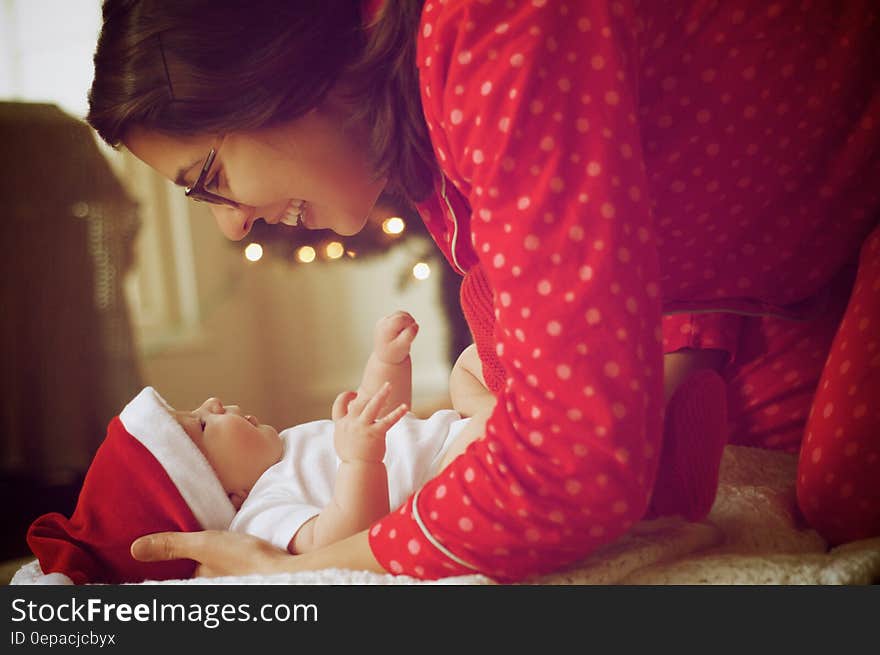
[
  {"xmin": 412, "ymin": 262, "xmax": 431, "ymax": 280},
  {"xmin": 244, "ymin": 243, "xmax": 263, "ymax": 262},
  {"xmin": 325, "ymin": 241, "xmax": 344, "ymax": 259},
  {"xmin": 382, "ymin": 217, "xmax": 405, "ymax": 235},
  {"xmin": 296, "ymin": 245, "xmax": 316, "ymax": 263}
]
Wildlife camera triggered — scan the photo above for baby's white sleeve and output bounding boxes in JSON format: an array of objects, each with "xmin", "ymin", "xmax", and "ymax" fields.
[{"xmin": 229, "ymin": 490, "xmax": 320, "ymax": 552}]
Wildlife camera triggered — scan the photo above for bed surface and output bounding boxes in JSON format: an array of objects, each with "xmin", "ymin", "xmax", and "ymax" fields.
[{"xmin": 13, "ymin": 446, "xmax": 880, "ymax": 585}]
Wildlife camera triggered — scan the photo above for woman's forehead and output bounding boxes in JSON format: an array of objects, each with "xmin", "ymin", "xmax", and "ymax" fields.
[{"xmin": 124, "ymin": 127, "xmax": 214, "ymax": 186}]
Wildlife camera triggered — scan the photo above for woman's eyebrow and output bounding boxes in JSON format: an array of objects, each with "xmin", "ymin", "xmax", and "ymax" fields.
[{"xmin": 174, "ymin": 158, "xmax": 203, "ymax": 187}]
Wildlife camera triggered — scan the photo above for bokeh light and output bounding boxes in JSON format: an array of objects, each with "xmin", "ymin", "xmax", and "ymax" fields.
[
  {"xmin": 296, "ymin": 246, "xmax": 316, "ymax": 263},
  {"xmin": 244, "ymin": 243, "xmax": 263, "ymax": 262}
]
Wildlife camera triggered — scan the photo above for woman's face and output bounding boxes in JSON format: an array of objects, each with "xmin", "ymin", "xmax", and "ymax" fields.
[{"xmin": 124, "ymin": 97, "xmax": 387, "ymax": 241}]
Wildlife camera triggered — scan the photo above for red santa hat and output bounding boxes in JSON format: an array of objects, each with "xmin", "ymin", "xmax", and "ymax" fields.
[{"xmin": 27, "ymin": 387, "xmax": 235, "ymax": 584}]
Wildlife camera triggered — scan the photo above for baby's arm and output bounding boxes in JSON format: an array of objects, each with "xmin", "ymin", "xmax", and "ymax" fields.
[
  {"xmin": 355, "ymin": 311, "xmax": 418, "ymax": 418},
  {"xmin": 435, "ymin": 344, "xmax": 497, "ymax": 473},
  {"xmin": 290, "ymin": 383, "xmax": 407, "ymax": 553},
  {"xmin": 449, "ymin": 344, "xmax": 495, "ymax": 417}
]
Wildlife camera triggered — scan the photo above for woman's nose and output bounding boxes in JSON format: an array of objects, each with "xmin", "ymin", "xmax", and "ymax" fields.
[{"xmin": 208, "ymin": 204, "xmax": 254, "ymax": 241}]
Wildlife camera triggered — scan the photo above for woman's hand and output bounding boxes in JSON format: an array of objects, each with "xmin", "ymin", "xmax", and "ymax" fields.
[
  {"xmin": 131, "ymin": 529, "xmax": 386, "ymax": 578},
  {"xmin": 131, "ymin": 530, "xmax": 293, "ymax": 578}
]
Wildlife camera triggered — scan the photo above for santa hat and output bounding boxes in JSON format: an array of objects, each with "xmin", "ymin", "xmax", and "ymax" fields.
[{"xmin": 27, "ymin": 387, "xmax": 235, "ymax": 584}]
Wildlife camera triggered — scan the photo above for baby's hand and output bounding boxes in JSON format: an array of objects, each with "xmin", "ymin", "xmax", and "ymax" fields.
[
  {"xmin": 331, "ymin": 382, "xmax": 408, "ymax": 463},
  {"xmin": 373, "ymin": 311, "xmax": 419, "ymax": 364}
]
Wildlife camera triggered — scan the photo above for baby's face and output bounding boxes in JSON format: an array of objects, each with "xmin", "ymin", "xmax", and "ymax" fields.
[{"xmin": 175, "ymin": 398, "xmax": 283, "ymax": 498}]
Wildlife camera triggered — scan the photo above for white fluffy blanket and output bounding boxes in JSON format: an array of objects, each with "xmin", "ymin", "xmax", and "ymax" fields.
[{"xmin": 13, "ymin": 446, "xmax": 880, "ymax": 585}]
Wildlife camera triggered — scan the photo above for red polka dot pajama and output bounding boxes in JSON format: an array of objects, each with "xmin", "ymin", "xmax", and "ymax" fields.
[{"xmin": 368, "ymin": 0, "xmax": 880, "ymax": 580}]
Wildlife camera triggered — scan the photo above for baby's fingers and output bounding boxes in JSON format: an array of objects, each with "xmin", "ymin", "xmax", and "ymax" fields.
[
  {"xmin": 332, "ymin": 390, "xmax": 358, "ymax": 421},
  {"xmin": 359, "ymin": 381, "xmax": 392, "ymax": 423},
  {"xmin": 392, "ymin": 322, "xmax": 419, "ymax": 344},
  {"xmin": 374, "ymin": 403, "xmax": 409, "ymax": 430}
]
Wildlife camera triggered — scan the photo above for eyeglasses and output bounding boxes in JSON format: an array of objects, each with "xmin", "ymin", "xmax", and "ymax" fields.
[{"xmin": 184, "ymin": 148, "xmax": 240, "ymax": 209}]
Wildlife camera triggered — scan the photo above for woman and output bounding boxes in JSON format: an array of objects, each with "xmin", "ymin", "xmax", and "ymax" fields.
[{"xmin": 88, "ymin": 0, "xmax": 879, "ymax": 582}]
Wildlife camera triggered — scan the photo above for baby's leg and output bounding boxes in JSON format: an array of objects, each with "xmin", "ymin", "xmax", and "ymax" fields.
[{"xmin": 797, "ymin": 226, "xmax": 880, "ymax": 545}]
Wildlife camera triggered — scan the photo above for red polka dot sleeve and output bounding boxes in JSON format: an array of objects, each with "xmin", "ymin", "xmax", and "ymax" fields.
[{"xmin": 368, "ymin": 0, "xmax": 665, "ymax": 581}]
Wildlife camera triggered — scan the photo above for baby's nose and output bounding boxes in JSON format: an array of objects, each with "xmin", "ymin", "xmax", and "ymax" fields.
[
  {"xmin": 224, "ymin": 405, "xmax": 242, "ymax": 416},
  {"xmin": 200, "ymin": 397, "xmax": 225, "ymax": 414}
]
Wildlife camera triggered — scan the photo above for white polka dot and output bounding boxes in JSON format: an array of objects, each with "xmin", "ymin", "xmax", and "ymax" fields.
[
  {"xmin": 510, "ymin": 53, "xmax": 525, "ymax": 67},
  {"xmin": 538, "ymin": 279, "xmax": 552, "ymax": 295},
  {"xmin": 407, "ymin": 539, "xmax": 421, "ymax": 555},
  {"xmin": 547, "ymin": 320, "xmax": 562, "ymax": 336},
  {"xmin": 586, "ymin": 308, "xmax": 601, "ymax": 325},
  {"xmin": 457, "ymin": 50, "xmax": 472, "ymax": 64},
  {"xmin": 604, "ymin": 361, "xmax": 621, "ymax": 377},
  {"xmin": 389, "ymin": 560, "xmax": 403, "ymax": 573},
  {"xmin": 473, "ymin": 149, "xmax": 484, "ymax": 164},
  {"xmin": 557, "ymin": 364, "xmax": 572, "ymax": 380},
  {"xmin": 435, "ymin": 484, "xmax": 447, "ymax": 499},
  {"xmin": 450, "ymin": 109, "xmax": 463, "ymax": 124},
  {"xmin": 458, "ymin": 517, "xmax": 474, "ymax": 532},
  {"xmin": 517, "ymin": 196, "xmax": 531, "ymax": 210}
]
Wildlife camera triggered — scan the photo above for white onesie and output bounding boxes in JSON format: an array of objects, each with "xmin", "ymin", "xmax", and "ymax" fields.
[{"xmin": 229, "ymin": 410, "xmax": 468, "ymax": 551}]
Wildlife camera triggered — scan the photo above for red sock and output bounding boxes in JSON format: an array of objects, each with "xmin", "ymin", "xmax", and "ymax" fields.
[{"xmin": 646, "ymin": 369, "xmax": 728, "ymax": 522}]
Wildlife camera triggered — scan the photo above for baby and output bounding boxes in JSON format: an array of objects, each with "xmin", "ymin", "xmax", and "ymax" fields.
[{"xmin": 27, "ymin": 311, "xmax": 492, "ymax": 584}]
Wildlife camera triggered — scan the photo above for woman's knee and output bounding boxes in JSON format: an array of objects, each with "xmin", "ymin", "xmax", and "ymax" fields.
[{"xmin": 796, "ymin": 436, "xmax": 880, "ymax": 546}]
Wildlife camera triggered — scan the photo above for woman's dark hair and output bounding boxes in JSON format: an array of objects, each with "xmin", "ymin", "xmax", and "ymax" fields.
[{"xmin": 87, "ymin": 0, "xmax": 436, "ymax": 202}]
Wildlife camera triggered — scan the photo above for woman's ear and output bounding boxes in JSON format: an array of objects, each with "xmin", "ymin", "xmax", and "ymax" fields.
[{"xmin": 228, "ymin": 490, "xmax": 248, "ymax": 510}]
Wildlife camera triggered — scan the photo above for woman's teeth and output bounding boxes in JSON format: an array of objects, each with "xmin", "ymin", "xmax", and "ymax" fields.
[{"xmin": 281, "ymin": 200, "xmax": 305, "ymax": 226}]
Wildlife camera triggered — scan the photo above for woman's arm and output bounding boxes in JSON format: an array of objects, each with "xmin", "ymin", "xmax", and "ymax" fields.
[
  {"xmin": 131, "ymin": 529, "xmax": 384, "ymax": 578},
  {"xmin": 366, "ymin": 1, "xmax": 662, "ymax": 582}
]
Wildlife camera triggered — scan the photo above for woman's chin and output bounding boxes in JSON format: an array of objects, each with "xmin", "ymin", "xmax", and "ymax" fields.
[{"xmin": 328, "ymin": 211, "xmax": 370, "ymax": 236}]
